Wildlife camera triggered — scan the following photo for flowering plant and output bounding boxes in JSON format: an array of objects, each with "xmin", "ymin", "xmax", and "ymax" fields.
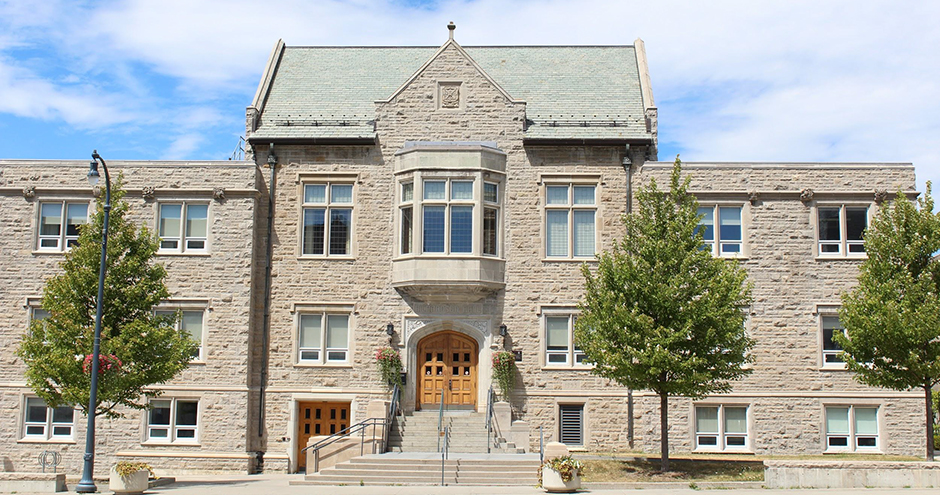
[
  {"xmin": 114, "ymin": 460, "xmax": 154, "ymax": 478},
  {"xmin": 537, "ymin": 455, "xmax": 583, "ymax": 487},
  {"xmin": 375, "ymin": 347, "xmax": 403, "ymax": 388},
  {"xmin": 82, "ymin": 353, "xmax": 122, "ymax": 374},
  {"xmin": 492, "ymin": 350, "xmax": 515, "ymax": 400}
]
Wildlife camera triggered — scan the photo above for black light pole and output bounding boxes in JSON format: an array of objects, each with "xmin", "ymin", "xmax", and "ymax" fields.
[{"xmin": 76, "ymin": 150, "xmax": 111, "ymax": 493}]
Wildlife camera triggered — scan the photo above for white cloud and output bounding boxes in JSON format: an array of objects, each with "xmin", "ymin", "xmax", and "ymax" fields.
[{"xmin": 163, "ymin": 133, "xmax": 204, "ymax": 160}]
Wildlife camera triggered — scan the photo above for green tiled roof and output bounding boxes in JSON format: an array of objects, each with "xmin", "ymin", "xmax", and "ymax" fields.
[{"xmin": 251, "ymin": 45, "xmax": 651, "ymax": 142}]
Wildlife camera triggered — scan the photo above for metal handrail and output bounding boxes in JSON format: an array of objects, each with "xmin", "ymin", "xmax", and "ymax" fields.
[
  {"xmin": 301, "ymin": 417, "xmax": 388, "ymax": 472},
  {"xmin": 539, "ymin": 425, "xmax": 544, "ymax": 463},
  {"xmin": 485, "ymin": 385, "xmax": 496, "ymax": 453},
  {"xmin": 440, "ymin": 425, "xmax": 449, "ymax": 486},
  {"xmin": 384, "ymin": 384, "xmax": 401, "ymax": 453},
  {"xmin": 437, "ymin": 388, "xmax": 445, "ymax": 452}
]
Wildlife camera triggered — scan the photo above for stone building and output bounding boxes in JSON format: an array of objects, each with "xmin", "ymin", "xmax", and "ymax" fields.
[{"xmin": 0, "ymin": 26, "xmax": 925, "ymax": 476}]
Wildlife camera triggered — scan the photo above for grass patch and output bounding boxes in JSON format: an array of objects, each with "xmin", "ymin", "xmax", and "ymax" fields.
[{"xmin": 579, "ymin": 458, "xmax": 764, "ymax": 483}]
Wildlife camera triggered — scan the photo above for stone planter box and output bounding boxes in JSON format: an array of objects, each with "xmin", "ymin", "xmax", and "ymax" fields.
[
  {"xmin": 109, "ymin": 467, "xmax": 150, "ymax": 494},
  {"xmin": 764, "ymin": 460, "xmax": 940, "ymax": 489},
  {"xmin": 542, "ymin": 468, "xmax": 580, "ymax": 493}
]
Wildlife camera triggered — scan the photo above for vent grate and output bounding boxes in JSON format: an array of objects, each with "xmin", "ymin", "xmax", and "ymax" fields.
[{"xmin": 559, "ymin": 404, "xmax": 584, "ymax": 446}]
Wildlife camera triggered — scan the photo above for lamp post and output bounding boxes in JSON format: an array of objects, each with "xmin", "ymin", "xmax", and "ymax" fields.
[{"xmin": 76, "ymin": 150, "xmax": 111, "ymax": 493}]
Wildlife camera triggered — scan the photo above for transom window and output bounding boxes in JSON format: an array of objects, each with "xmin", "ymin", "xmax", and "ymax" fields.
[
  {"xmin": 38, "ymin": 201, "xmax": 88, "ymax": 251},
  {"xmin": 818, "ymin": 205, "xmax": 867, "ymax": 256},
  {"xmin": 544, "ymin": 314, "xmax": 587, "ymax": 367},
  {"xmin": 302, "ymin": 183, "xmax": 353, "ymax": 257},
  {"xmin": 697, "ymin": 205, "xmax": 743, "ymax": 256},
  {"xmin": 695, "ymin": 405, "xmax": 748, "ymax": 451},
  {"xmin": 158, "ymin": 203, "xmax": 208, "ymax": 253},
  {"xmin": 23, "ymin": 397, "xmax": 74, "ymax": 440},
  {"xmin": 148, "ymin": 398, "xmax": 198, "ymax": 442},
  {"xmin": 821, "ymin": 314, "xmax": 845, "ymax": 366},
  {"xmin": 298, "ymin": 313, "xmax": 350, "ymax": 364},
  {"xmin": 156, "ymin": 309, "xmax": 206, "ymax": 361},
  {"xmin": 826, "ymin": 405, "xmax": 878, "ymax": 451},
  {"xmin": 545, "ymin": 184, "xmax": 596, "ymax": 258}
]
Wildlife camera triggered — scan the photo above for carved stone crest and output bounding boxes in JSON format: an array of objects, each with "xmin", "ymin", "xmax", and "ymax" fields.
[
  {"xmin": 874, "ymin": 189, "xmax": 888, "ymax": 204},
  {"xmin": 92, "ymin": 186, "xmax": 102, "ymax": 198},
  {"xmin": 440, "ymin": 83, "xmax": 460, "ymax": 109},
  {"xmin": 141, "ymin": 186, "xmax": 156, "ymax": 200},
  {"xmin": 800, "ymin": 188, "xmax": 814, "ymax": 203},
  {"xmin": 213, "ymin": 188, "xmax": 226, "ymax": 201},
  {"xmin": 747, "ymin": 190, "xmax": 760, "ymax": 205},
  {"xmin": 22, "ymin": 185, "xmax": 35, "ymax": 199}
]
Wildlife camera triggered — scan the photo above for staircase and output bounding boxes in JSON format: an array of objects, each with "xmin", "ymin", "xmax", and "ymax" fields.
[
  {"xmin": 388, "ymin": 410, "xmax": 523, "ymax": 453},
  {"xmin": 294, "ymin": 453, "xmax": 541, "ymax": 486}
]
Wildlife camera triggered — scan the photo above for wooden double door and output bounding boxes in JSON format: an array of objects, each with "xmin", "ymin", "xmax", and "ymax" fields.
[
  {"xmin": 296, "ymin": 401, "xmax": 349, "ymax": 470},
  {"xmin": 417, "ymin": 331, "xmax": 478, "ymax": 410}
]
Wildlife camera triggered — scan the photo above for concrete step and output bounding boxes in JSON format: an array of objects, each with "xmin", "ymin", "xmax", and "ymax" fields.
[{"xmin": 296, "ymin": 453, "xmax": 541, "ymax": 486}]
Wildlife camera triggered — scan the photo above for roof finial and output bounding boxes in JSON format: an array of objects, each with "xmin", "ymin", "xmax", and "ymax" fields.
[{"xmin": 448, "ymin": 22, "xmax": 456, "ymax": 40}]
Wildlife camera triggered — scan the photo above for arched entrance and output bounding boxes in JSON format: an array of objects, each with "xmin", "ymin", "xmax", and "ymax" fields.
[{"xmin": 416, "ymin": 331, "xmax": 478, "ymax": 410}]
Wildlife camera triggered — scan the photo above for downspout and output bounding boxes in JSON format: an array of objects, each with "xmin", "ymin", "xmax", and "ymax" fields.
[
  {"xmin": 258, "ymin": 145, "xmax": 277, "ymax": 448},
  {"xmin": 623, "ymin": 144, "xmax": 634, "ymax": 449}
]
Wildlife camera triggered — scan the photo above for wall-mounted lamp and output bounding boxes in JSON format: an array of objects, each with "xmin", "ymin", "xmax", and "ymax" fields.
[
  {"xmin": 386, "ymin": 323, "xmax": 395, "ymax": 336},
  {"xmin": 499, "ymin": 324, "xmax": 508, "ymax": 337}
]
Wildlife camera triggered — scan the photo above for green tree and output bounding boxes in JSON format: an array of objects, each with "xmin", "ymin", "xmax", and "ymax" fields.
[
  {"xmin": 837, "ymin": 186, "xmax": 940, "ymax": 460},
  {"xmin": 576, "ymin": 158, "xmax": 753, "ymax": 471},
  {"xmin": 17, "ymin": 179, "xmax": 198, "ymax": 419}
]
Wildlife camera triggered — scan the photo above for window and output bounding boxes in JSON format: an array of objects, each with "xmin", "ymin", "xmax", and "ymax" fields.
[
  {"xmin": 558, "ymin": 404, "xmax": 584, "ymax": 446},
  {"xmin": 158, "ymin": 203, "xmax": 208, "ymax": 253},
  {"xmin": 37, "ymin": 201, "xmax": 88, "ymax": 251},
  {"xmin": 821, "ymin": 315, "xmax": 845, "ymax": 366},
  {"xmin": 818, "ymin": 205, "xmax": 867, "ymax": 256},
  {"xmin": 826, "ymin": 405, "xmax": 879, "ymax": 451},
  {"xmin": 483, "ymin": 182, "xmax": 499, "ymax": 256},
  {"xmin": 545, "ymin": 184, "xmax": 596, "ymax": 258},
  {"xmin": 695, "ymin": 405, "xmax": 748, "ymax": 451},
  {"xmin": 302, "ymin": 183, "xmax": 353, "ymax": 256},
  {"xmin": 544, "ymin": 314, "xmax": 587, "ymax": 366},
  {"xmin": 400, "ymin": 182, "xmax": 414, "ymax": 254},
  {"xmin": 697, "ymin": 205, "xmax": 743, "ymax": 256},
  {"xmin": 423, "ymin": 179, "xmax": 473, "ymax": 254},
  {"xmin": 23, "ymin": 397, "xmax": 73, "ymax": 440},
  {"xmin": 147, "ymin": 398, "xmax": 198, "ymax": 442},
  {"xmin": 156, "ymin": 309, "xmax": 205, "ymax": 361},
  {"xmin": 298, "ymin": 313, "xmax": 349, "ymax": 364}
]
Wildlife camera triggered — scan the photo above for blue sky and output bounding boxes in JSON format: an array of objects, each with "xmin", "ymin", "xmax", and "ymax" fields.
[{"xmin": 1, "ymin": 0, "xmax": 938, "ymax": 193}]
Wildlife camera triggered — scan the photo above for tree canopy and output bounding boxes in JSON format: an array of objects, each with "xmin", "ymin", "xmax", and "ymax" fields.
[
  {"xmin": 576, "ymin": 158, "xmax": 753, "ymax": 470},
  {"xmin": 837, "ymin": 186, "xmax": 940, "ymax": 460},
  {"xmin": 17, "ymin": 179, "xmax": 198, "ymax": 419}
]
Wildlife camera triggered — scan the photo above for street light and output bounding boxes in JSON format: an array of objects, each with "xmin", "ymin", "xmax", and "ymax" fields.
[{"xmin": 76, "ymin": 150, "xmax": 111, "ymax": 493}]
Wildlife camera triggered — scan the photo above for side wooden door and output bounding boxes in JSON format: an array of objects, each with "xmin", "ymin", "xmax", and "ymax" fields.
[{"xmin": 296, "ymin": 401, "xmax": 350, "ymax": 470}]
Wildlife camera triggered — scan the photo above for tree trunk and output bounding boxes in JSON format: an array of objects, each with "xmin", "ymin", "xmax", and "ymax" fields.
[
  {"xmin": 927, "ymin": 385, "xmax": 935, "ymax": 461},
  {"xmin": 660, "ymin": 392, "xmax": 669, "ymax": 472}
]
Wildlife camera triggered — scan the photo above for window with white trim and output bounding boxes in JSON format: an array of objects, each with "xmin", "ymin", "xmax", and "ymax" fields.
[
  {"xmin": 298, "ymin": 313, "xmax": 350, "ymax": 364},
  {"xmin": 558, "ymin": 404, "xmax": 584, "ymax": 446},
  {"xmin": 37, "ymin": 201, "xmax": 88, "ymax": 251},
  {"xmin": 695, "ymin": 405, "xmax": 748, "ymax": 451},
  {"xmin": 817, "ymin": 205, "xmax": 867, "ymax": 256},
  {"xmin": 697, "ymin": 205, "xmax": 743, "ymax": 256},
  {"xmin": 826, "ymin": 405, "xmax": 879, "ymax": 451},
  {"xmin": 156, "ymin": 309, "xmax": 205, "ymax": 361},
  {"xmin": 545, "ymin": 184, "xmax": 596, "ymax": 258},
  {"xmin": 821, "ymin": 314, "xmax": 845, "ymax": 366},
  {"xmin": 400, "ymin": 182, "xmax": 414, "ymax": 254},
  {"xmin": 423, "ymin": 179, "xmax": 473, "ymax": 254},
  {"xmin": 544, "ymin": 314, "xmax": 587, "ymax": 366},
  {"xmin": 23, "ymin": 397, "xmax": 74, "ymax": 440},
  {"xmin": 147, "ymin": 398, "xmax": 198, "ymax": 442},
  {"xmin": 158, "ymin": 203, "xmax": 208, "ymax": 253},
  {"xmin": 302, "ymin": 183, "xmax": 353, "ymax": 256}
]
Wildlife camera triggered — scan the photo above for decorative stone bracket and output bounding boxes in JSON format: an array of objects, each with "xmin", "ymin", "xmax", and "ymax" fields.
[{"xmin": 800, "ymin": 188, "xmax": 814, "ymax": 204}]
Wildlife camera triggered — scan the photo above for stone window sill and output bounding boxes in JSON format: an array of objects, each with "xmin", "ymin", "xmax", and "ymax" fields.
[
  {"xmin": 541, "ymin": 366, "xmax": 594, "ymax": 371},
  {"xmin": 156, "ymin": 251, "xmax": 211, "ymax": 257},
  {"xmin": 541, "ymin": 258, "xmax": 597, "ymax": 263},
  {"xmin": 294, "ymin": 362, "xmax": 353, "ymax": 369},
  {"xmin": 142, "ymin": 441, "xmax": 201, "ymax": 447},
  {"xmin": 297, "ymin": 256, "xmax": 356, "ymax": 261},
  {"xmin": 18, "ymin": 438, "xmax": 75, "ymax": 445}
]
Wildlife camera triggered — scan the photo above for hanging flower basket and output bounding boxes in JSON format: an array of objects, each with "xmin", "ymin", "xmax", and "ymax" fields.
[
  {"xmin": 375, "ymin": 347, "xmax": 403, "ymax": 388},
  {"xmin": 492, "ymin": 350, "xmax": 516, "ymax": 400},
  {"xmin": 82, "ymin": 353, "xmax": 123, "ymax": 374}
]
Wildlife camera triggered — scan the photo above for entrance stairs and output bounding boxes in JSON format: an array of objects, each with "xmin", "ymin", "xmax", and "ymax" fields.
[
  {"xmin": 294, "ymin": 453, "xmax": 541, "ymax": 486},
  {"xmin": 388, "ymin": 410, "xmax": 523, "ymax": 453}
]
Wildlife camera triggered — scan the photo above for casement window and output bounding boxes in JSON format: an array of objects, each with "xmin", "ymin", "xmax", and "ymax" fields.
[
  {"xmin": 697, "ymin": 205, "xmax": 743, "ymax": 256},
  {"xmin": 158, "ymin": 203, "xmax": 208, "ymax": 253},
  {"xmin": 156, "ymin": 309, "xmax": 206, "ymax": 361},
  {"xmin": 399, "ymin": 178, "xmax": 502, "ymax": 256},
  {"xmin": 23, "ymin": 397, "xmax": 74, "ymax": 440},
  {"xmin": 817, "ymin": 205, "xmax": 867, "ymax": 256},
  {"xmin": 302, "ymin": 183, "xmax": 353, "ymax": 257},
  {"xmin": 821, "ymin": 314, "xmax": 846, "ymax": 366},
  {"xmin": 826, "ymin": 405, "xmax": 879, "ymax": 451},
  {"xmin": 298, "ymin": 313, "xmax": 350, "ymax": 364},
  {"xmin": 147, "ymin": 398, "xmax": 198, "ymax": 443},
  {"xmin": 37, "ymin": 201, "xmax": 88, "ymax": 251},
  {"xmin": 695, "ymin": 405, "xmax": 748, "ymax": 451},
  {"xmin": 545, "ymin": 184, "xmax": 596, "ymax": 258},
  {"xmin": 544, "ymin": 314, "xmax": 587, "ymax": 367},
  {"xmin": 558, "ymin": 404, "xmax": 584, "ymax": 446}
]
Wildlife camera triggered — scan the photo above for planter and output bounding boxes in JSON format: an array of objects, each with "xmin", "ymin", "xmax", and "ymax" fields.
[
  {"xmin": 109, "ymin": 467, "xmax": 149, "ymax": 495},
  {"xmin": 542, "ymin": 467, "xmax": 580, "ymax": 493}
]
